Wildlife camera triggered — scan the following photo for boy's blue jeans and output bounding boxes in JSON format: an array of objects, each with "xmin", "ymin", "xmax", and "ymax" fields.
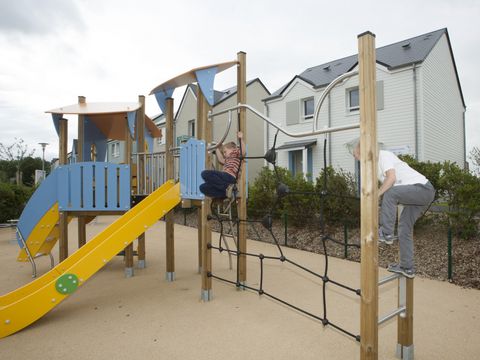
[{"xmin": 199, "ymin": 170, "xmax": 236, "ymax": 198}]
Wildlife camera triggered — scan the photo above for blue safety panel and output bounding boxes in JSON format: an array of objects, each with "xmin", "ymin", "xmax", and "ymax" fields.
[
  {"xmin": 51, "ymin": 113, "xmax": 62, "ymax": 136},
  {"xmin": 118, "ymin": 165, "xmax": 130, "ymax": 210},
  {"xmin": 195, "ymin": 67, "xmax": 218, "ymax": 106},
  {"xmin": 95, "ymin": 164, "xmax": 107, "ymax": 209},
  {"xmin": 58, "ymin": 163, "xmax": 130, "ymax": 211},
  {"xmin": 180, "ymin": 138, "xmax": 205, "ymax": 200},
  {"xmin": 154, "ymin": 87, "xmax": 174, "ymax": 114},
  {"xmin": 127, "ymin": 111, "xmax": 136, "ymax": 139},
  {"xmin": 15, "ymin": 168, "xmax": 59, "ymax": 248}
]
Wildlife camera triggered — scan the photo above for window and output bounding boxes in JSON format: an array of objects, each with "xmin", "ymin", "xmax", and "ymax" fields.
[
  {"xmin": 157, "ymin": 128, "xmax": 165, "ymax": 145},
  {"xmin": 188, "ymin": 120, "xmax": 195, "ymax": 137},
  {"xmin": 289, "ymin": 150, "xmax": 303, "ymax": 176},
  {"xmin": 347, "ymin": 87, "xmax": 359, "ymax": 112},
  {"xmin": 302, "ymin": 98, "xmax": 314, "ymax": 121},
  {"xmin": 111, "ymin": 142, "xmax": 120, "ymax": 158}
]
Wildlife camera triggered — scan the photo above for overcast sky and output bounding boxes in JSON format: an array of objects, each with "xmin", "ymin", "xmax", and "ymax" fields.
[{"xmin": 0, "ymin": 0, "xmax": 479, "ymax": 162}]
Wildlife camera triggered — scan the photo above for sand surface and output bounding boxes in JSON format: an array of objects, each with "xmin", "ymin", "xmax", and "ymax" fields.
[{"xmin": 1, "ymin": 217, "xmax": 479, "ymax": 359}]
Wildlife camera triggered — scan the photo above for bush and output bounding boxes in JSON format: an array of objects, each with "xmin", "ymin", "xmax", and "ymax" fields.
[
  {"xmin": 0, "ymin": 183, "xmax": 34, "ymax": 223},
  {"xmin": 248, "ymin": 166, "xmax": 359, "ymax": 227},
  {"xmin": 315, "ymin": 167, "xmax": 359, "ymax": 226},
  {"xmin": 438, "ymin": 161, "xmax": 480, "ymax": 239}
]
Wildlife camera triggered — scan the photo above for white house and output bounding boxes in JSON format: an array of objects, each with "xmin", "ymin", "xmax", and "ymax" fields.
[
  {"xmin": 174, "ymin": 78, "xmax": 270, "ymax": 182},
  {"xmin": 263, "ymin": 28, "xmax": 466, "ymax": 180}
]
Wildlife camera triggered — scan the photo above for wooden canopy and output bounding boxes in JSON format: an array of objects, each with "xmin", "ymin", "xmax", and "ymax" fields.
[
  {"xmin": 149, "ymin": 60, "xmax": 238, "ymax": 94},
  {"xmin": 46, "ymin": 102, "xmax": 161, "ymax": 140}
]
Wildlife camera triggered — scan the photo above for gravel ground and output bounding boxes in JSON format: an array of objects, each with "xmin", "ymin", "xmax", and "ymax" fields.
[{"xmin": 172, "ymin": 208, "xmax": 480, "ymax": 289}]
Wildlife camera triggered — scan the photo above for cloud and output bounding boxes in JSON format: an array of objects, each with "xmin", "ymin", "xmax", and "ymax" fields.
[{"xmin": 0, "ymin": 0, "xmax": 84, "ymax": 35}]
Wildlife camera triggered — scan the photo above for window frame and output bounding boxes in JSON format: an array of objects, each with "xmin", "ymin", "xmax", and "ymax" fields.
[
  {"xmin": 347, "ymin": 87, "xmax": 360, "ymax": 112},
  {"xmin": 301, "ymin": 97, "xmax": 314, "ymax": 122},
  {"xmin": 188, "ymin": 119, "xmax": 195, "ymax": 137},
  {"xmin": 111, "ymin": 142, "xmax": 120, "ymax": 158}
]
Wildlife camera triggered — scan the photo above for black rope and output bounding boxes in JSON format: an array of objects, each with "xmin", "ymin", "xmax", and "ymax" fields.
[{"xmin": 206, "ymin": 131, "xmax": 362, "ymax": 342}]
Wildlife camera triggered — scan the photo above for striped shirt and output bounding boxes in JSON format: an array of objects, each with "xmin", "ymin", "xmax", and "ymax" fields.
[{"xmin": 223, "ymin": 148, "xmax": 241, "ymax": 178}]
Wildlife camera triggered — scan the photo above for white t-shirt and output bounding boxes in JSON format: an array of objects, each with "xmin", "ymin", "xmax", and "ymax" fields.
[{"xmin": 378, "ymin": 150, "xmax": 428, "ymax": 186}]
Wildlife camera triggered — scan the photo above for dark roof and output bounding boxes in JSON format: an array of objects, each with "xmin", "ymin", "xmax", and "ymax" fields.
[{"xmin": 265, "ymin": 28, "xmax": 464, "ymax": 107}]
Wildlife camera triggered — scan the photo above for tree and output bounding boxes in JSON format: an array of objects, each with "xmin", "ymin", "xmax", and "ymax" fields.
[
  {"xmin": 0, "ymin": 138, "xmax": 35, "ymax": 185},
  {"xmin": 470, "ymin": 146, "xmax": 480, "ymax": 176}
]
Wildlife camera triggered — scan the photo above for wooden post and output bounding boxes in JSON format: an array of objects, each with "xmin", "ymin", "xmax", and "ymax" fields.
[
  {"xmin": 77, "ymin": 96, "xmax": 87, "ymax": 248},
  {"xmin": 198, "ymin": 90, "xmax": 212, "ymax": 301},
  {"xmin": 137, "ymin": 95, "xmax": 146, "ymax": 268},
  {"xmin": 196, "ymin": 96, "xmax": 204, "ymax": 274},
  {"xmin": 59, "ymin": 117, "xmax": 69, "ymax": 262},
  {"xmin": 165, "ymin": 97, "xmax": 175, "ymax": 281},
  {"xmin": 397, "ymin": 278, "xmax": 414, "ymax": 359},
  {"xmin": 358, "ymin": 31, "xmax": 379, "ymax": 360},
  {"xmin": 237, "ymin": 51, "xmax": 247, "ymax": 285},
  {"xmin": 124, "ymin": 108, "xmax": 134, "ymax": 277}
]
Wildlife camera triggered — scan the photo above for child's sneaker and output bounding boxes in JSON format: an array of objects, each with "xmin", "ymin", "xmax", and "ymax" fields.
[
  {"xmin": 378, "ymin": 228, "xmax": 397, "ymax": 245},
  {"xmin": 387, "ymin": 263, "xmax": 415, "ymax": 279},
  {"xmin": 225, "ymin": 184, "xmax": 235, "ymax": 198}
]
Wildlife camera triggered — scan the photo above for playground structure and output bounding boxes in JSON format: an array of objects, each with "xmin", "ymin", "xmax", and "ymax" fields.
[{"xmin": 0, "ymin": 32, "xmax": 414, "ymax": 360}]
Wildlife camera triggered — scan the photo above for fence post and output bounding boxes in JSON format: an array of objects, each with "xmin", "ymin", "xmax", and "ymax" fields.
[
  {"xmin": 344, "ymin": 223, "xmax": 348, "ymax": 258},
  {"xmin": 448, "ymin": 227, "xmax": 453, "ymax": 281},
  {"xmin": 283, "ymin": 212, "xmax": 288, "ymax": 246}
]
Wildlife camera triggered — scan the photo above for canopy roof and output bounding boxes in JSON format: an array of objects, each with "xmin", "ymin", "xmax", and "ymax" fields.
[
  {"xmin": 46, "ymin": 102, "xmax": 141, "ymax": 115},
  {"xmin": 46, "ymin": 102, "xmax": 161, "ymax": 140},
  {"xmin": 150, "ymin": 60, "xmax": 238, "ymax": 94}
]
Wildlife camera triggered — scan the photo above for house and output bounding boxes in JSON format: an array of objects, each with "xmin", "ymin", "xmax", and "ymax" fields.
[
  {"xmin": 174, "ymin": 78, "xmax": 271, "ymax": 182},
  {"xmin": 263, "ymin": 28, "xmax": 466, "ymax": 179}
]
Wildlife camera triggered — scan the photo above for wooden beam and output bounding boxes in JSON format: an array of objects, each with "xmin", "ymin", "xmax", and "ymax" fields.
[
  {"xmin": 165, "ymin": 97, "xmax": 175, "ymax": 280},
  {"xmin": 237, "ymin": 51, "xmax": 247, "ymax": 284},
  {"xmin": 58, "ymin": 118, "xmax": 68, "ymax": 262},
  {"xmin": 358, "ymin": 31, "xmax": 379, "ymax": 360},
  {"xmin": 397, "ymin": 278, "xmax": 414, "ymax": 357},
  {"xmin": 77, "ymin": 96, "xmax": 87, "ymax": 248},
  {"xmin": 124, "ymin": 108, "xmax": 134, "ymax": 277},
  {"xmin": 198, "ymin": 90, "xmax": 212, "ymax": 299},
  {"xmin": 137, "ymin": 95, "xmax": 146, "ymax": 268}
]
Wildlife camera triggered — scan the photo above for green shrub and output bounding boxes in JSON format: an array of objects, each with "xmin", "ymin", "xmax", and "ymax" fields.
[
  {"xmin": 0, "ymin": 183, "xmax": 34, "ymax": 223},
  {"xmin": 438, "ymin": 161, "xmax": 480, "ymax": 239},
  {"xmin": 315, "ymin": 167, "xmax": 359, "ymax": 226}
]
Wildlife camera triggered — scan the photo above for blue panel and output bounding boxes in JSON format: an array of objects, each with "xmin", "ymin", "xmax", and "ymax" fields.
[
  {"xmin": 180, "ymin": 138, "xmax": 205, "ymax": 200},
  {"xmin": 51, "ymin": 113, "xmax": 62, "ymax": 136},
  {"xmin": 16, "ymin": 168, "xmax": 59, "ymax": 248},
  {"xmin": 118, "ymin": 164, "xmax": 131, "ymax": 210},
  {"xmin": 127, "ymin": 111, "xmax": 136, "ymax": 139},
  {"xmin": 56, "ymin": 166, "xmax": 69, "ymax": 211},
  {"xmin": 83, "ymin": 116, "xmax": 107, "ymax": 162},
  {"xmin": 69, "ymin": 164, "xmax": 82, "ymax": 209},
  {"xmin": 154, "ymin": 88, "xmax": 174, "ymax": 114},
  {"xmin": 82, "ymin": 164, "xmax": 94, "ymax": 210},
  {"xmin": 107, "ymin": 165, "xmax": 118, "ymax": 209},
  {"xmin": 195, "ymin": 67, "xmax": 218, "ymax": 106},
  {"xmin": 95, "ymin": 163, "xmax": 107, "ymax": 209}
]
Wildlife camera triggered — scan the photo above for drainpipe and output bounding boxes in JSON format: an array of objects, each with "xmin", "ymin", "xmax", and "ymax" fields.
[
  {"xmin": 413, "ymin": 63, "xmax": 419, "ymax": 160},
  {"xmin": 265, "ymin": 102, "xmax": 270, "ymax": 168},
  {"xmin": 328, "ymin": 93, "xmax": 332, "ymax": 166}
]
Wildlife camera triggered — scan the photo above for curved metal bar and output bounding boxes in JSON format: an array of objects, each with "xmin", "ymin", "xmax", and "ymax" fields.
[
  {"xmin": 209, "ymin": 103, "xmax": 359, "ymax": 138},
  {"xmin": 313, "ymin": 70, "xmax": 358, "ymax": 133},
  {"xmin": 207, "ymin": 109, "xmax": 232, "ymax": 151}
]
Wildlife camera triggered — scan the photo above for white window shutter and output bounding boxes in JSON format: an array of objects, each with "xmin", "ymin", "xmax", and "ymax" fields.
[{"xmin": 286, "ymin": 100, "xmax": 300, "ymax": 125}]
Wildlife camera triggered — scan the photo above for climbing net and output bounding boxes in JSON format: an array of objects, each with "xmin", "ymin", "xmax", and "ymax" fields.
[{"xmin": 207, "ymin": 133, "xmax": 363, "ymax": 341}]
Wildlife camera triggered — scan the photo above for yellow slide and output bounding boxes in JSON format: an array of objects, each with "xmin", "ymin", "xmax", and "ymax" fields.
[{"xmin": 0, "ymin": 180, "xmax": 180, "ymax": 338}]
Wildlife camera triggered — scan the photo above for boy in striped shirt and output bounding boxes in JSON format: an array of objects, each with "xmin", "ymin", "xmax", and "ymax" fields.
[{"xmin": 199, "ymin": 131, "xmax": 245, "ymax": 199}]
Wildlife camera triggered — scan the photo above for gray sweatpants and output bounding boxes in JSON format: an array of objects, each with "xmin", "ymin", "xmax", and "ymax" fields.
[{"xmin": 380, "ymin": 182, "xmax": 435, "ymax": 269}]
